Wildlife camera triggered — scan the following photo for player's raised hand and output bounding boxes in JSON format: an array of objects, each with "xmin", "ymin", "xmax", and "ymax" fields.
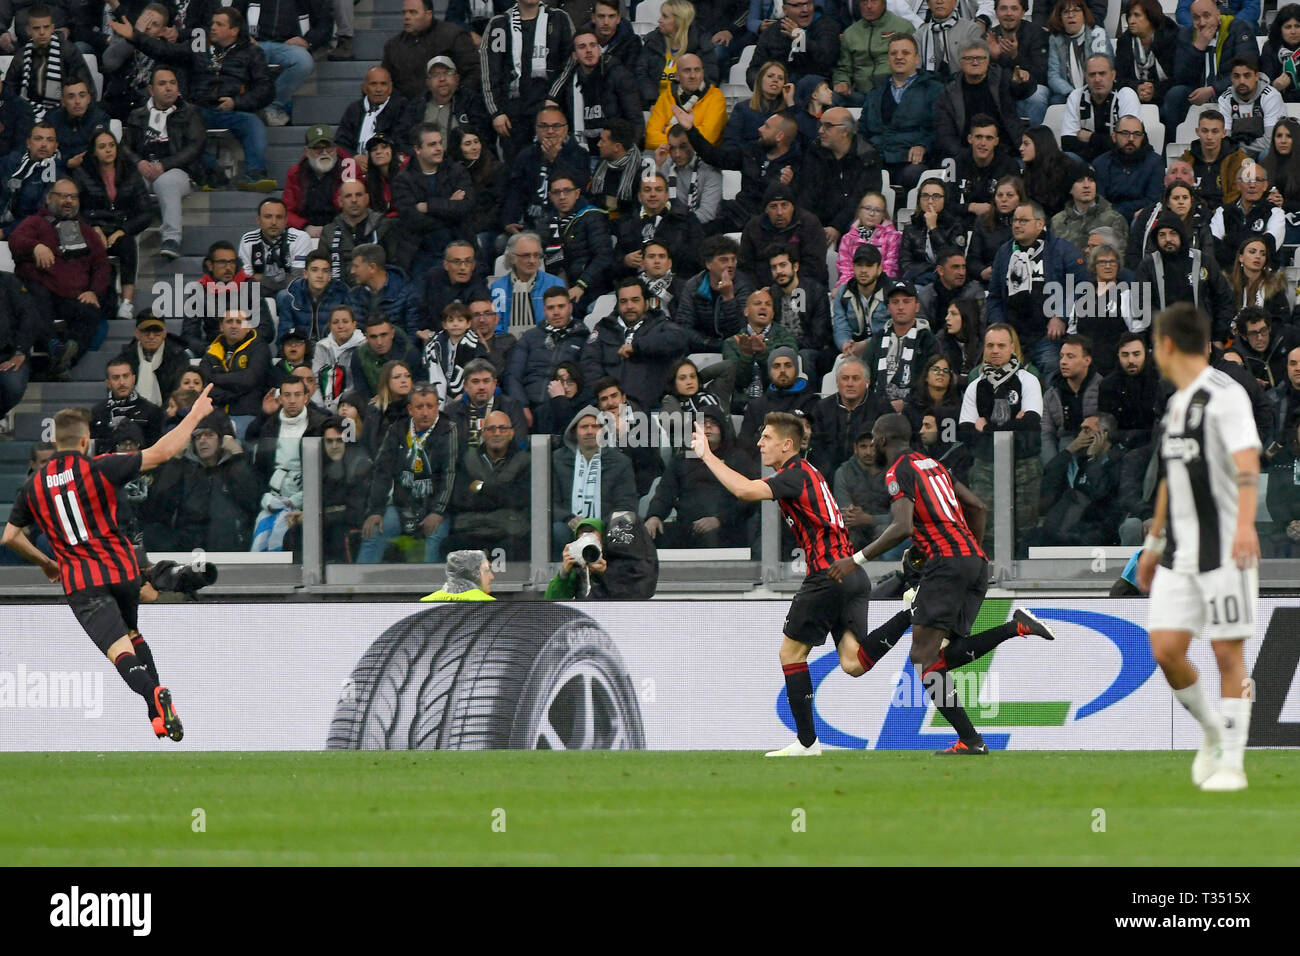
[
  {"xmin": 1232, "ymin": 523, "xmax": 1260, "ymax": 569},
  {"xmin": 42, "ymin": 558, "xmax": 60, "ymax": 583},
  {"xmin": 691, "ymin": 421, "xmax": 713, "ymax": 460},
  {"xmin": 190, "ymin": 383, "xmax": 215, "ymax": 420}
]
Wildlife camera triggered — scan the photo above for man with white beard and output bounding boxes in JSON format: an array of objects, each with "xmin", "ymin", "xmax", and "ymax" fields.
[{"xmin": 283, "ymin": 124, "xmax": 353, "ymax": 239}]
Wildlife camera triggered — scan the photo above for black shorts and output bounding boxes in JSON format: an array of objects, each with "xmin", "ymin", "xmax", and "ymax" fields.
[
  {"xmin": 67, "ymin": 580, "xmax": 142, "ymax": 654},
  {"xmin": 912, "ymin": 555, "xmax": 988, "ymax": 636},
  {"xmin": 784, "ymin": 566, "xmax": 871, "ymax": 647}
]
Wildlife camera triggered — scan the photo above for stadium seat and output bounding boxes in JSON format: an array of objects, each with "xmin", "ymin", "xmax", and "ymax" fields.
[
  {"xmin": 731, "ymin": 414, "xmax": 743, "ymax": 435},
  {"xmin": 493, "ymin": 253, "xmax": 506, "ymax": 274},
  {"xmin": 633, "ymin": 20, "xmax": 657, "ymax": 36},
  {"xmin": 1158, "ymin": 0, "xmax": 1178, "ymax": 12},
  {"xmin": 1042, "ymin": 104, "xmax": 1066, "ymax": 146},
  {"xmin": 635, "ymin": 0, "xmax": 665, "ymax": 24},
  {"xmin": 729, "ymin": 46, "xmax": 755, "ymax": 87},
  {"xmin": 638, "ymin": 474, "xmax": 660, "ymax": 518},
  {"xmin": 1258, "ymin": 36, "xmax": 1267, "ymax": 53},
  {"xmin": 1174, "ymin": 104, "xmax": 1216, "ymax": 145},
  {"xmin": 687, "ymin": 352, "xmax": 723, "ymax": 369},
  {"xmin": 0, "ymin": 241, "xmax": 12, "ymax": 273},
  {"xmin": 819, "ymin": 370, "xmax": 835, "ymax": 396},
  {"xmin": 1287, "ymin": 103, "xmax": 1300, "ymax": 123},
  {"xmin": 109, "ymin": 118, "xmax": 122, "ymax": 141},
  {"xmin": 0, "ymin": 56, "xmax": 10, "ymax": 77},
  {"xmin": 1140, "ymin": 104, "xmax": 1163, "ymax": 153},
  {"xmin": 83, "ymin": 54, "xmax": 102, "ymax": 100},
  {"xmin": 847, "ymin": 107, "xmax": 862, "ymax": 123},
  {"xmin": 1166, "ymin": 142, "xmax": 1188, "ymax": 164},
  {"xmin": 586, "ymin": 292, "xmax": 616, "ymax": 329},
  {"xmin": 724, "ymin": 231, "xmax": 741, "ymax": 244},
  {"xmin": 825, "ymin": 244, "xmax": 837, "ymax": 287},
  {"xmin": 721, "ymin": 169, "xmax": 741, "ymax": 200},
  {"xmin": 879, "ymin": 168, "xmax": 893, "ymax": 218}
]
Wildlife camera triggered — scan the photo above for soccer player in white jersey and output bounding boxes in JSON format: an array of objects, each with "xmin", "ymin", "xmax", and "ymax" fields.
[{"xmin": 1137, "ymin": 304, "xmax": 1260, "ymax": 792}]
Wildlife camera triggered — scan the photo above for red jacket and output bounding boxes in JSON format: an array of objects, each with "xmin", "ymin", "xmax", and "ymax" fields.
[
  {"xmin": 282, "ymin": 149, "xmax": 355, "ymax": 230},
  {"xmin": 9, "ymin": 214, "xmax": 109, "ymax": 299}
]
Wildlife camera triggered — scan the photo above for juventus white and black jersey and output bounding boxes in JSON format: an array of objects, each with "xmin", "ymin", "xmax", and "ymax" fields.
[{"xmin": 1158, "ymin": 366, "xmax": 1260, "ymax": 574}]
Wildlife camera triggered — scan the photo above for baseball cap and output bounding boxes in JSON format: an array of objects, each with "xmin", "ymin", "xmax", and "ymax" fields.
[
  {"xmin": 574, "ymin": 517, "xmax": 605, "ymax": 536},
  {"xmin": 852, "ymin": 244, "xmax": 882, "ymax": 265},
  {"xmin": 135, "ymin": 312, "xmax": 166, "ymax": 331},
  {"xmin": 426, "ymin": 55, "xmax": 456, "ymax": 73},
  {"xmin": 305, "ymin": 124, "xmax": 334, "ymax": 147},
  {"xmin": 885, "ymin": 279, "xmax": 917, "ymax": 299},
  {"xmin": 366, "ymin": 132, "xmax": 394, "ymax": 152},
  {"xmin": 281, "ymin": 328, "xmax": 308, "ymax": 344}
]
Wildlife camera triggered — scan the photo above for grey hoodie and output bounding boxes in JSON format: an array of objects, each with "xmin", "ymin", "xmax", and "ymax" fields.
[
  {"xmin": 562, "ymin": 403, "xmax": 604, "ymax": 452},
  {"xmin": 311, "ymin": 327, "xmax": 367, "ymax": 411}
]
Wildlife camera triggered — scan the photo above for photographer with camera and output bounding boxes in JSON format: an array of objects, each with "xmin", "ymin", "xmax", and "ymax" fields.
[{"xmin": 544, "ymin": 511, "xmax": 659, "ymax": 600}]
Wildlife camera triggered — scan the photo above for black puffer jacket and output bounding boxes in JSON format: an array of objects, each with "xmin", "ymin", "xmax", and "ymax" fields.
[
  {"xmin": 504, "ymin": 320, "xmax": 589, "ymax": 407},
  {"xmin": 675, "ymin": 268, "xmax": 756, "ymax": 352},
  {"xmin": 544, "ymin": 202, "xmax": 614, "ymax": 294},
  {"xmin": 546, "ymin": 56, "xmax": 644, "ymax": 152},
  {"xmin": 615, "ymin": 203, "xmax": 704, "ymax": 277},
  {"xmin": 389, "ymin": 160, "xmax": 475, "ymax": 271},
  {"xmin": 898, "ymin": 205, "xmax": 970, "ymax": 281},
  {"xmin": 580, "ymin": 311, "xmax": 692, "ymax": 411},
  {"xmin": 797, "ymin": 137, "xmax": 883, "ymax": 235},
  {"xmin": 72, "ymin": 161, "xmax": 152, "ymax": 235},
  {"xmin": 686, "ymin": 125, "xmax": 800, "ymax": 219},
  {"xmin": 145, "ymin": 446, "xmax": 262, "ymax": 552}
]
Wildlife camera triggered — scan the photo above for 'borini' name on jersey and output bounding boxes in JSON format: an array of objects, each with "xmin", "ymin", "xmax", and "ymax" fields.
[{"xmin": 1158, "ymin": 365, "xmax": 1260, "ymax": 574}]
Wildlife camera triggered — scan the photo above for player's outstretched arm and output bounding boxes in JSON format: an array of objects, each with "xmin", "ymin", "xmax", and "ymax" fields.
[
  {"xmin": 953, "ymin": 479, "xmax": 986, "ymax": 543},
  {"xmin": 691, "ymin": 422, "xmax": 772, "ymax": 502},
  {"xmin": 2, "ymin": 524, "xmax": 59, "ymax": 581},
  {"xmin": 830, "ymin": 497, "xmax": 916, "ymax": 581},
  {"xmin": 140, "ymin": 384, "xmax": 216, "ymax": 472}
]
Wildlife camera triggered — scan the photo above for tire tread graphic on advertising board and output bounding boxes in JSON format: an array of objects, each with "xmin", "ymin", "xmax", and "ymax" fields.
[{"xmin": 328, "ymin": 605, "xmax": 647, "ymax": 751}]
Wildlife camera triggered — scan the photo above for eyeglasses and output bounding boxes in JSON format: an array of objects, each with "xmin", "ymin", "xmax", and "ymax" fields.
[
  {"xmin": 929, "ymin": 367, "xmax": 953, "ymax": 376},
  {"xmin": 920, "ymin": 192, "xmax": 945, "ymax": 201},
  {"xmin": 860, "ymin": 205, "xmax": 886, "ymax": 214},
  {"xmin": 1114, "ymin": 129, "xmax": 1143, "ymax": 139},
  {"xmin": 960, "ymin": 55, "xmax": 988, "ymax": 63},
  {"xmin": 1245, "ymin": 327, "xmax": 1271, "ymax": 339},
  {"xmin": 211, "ymin": 257, "xmax": 238, "ymax": 266},
  {"xmin": 482, "ymin": 425, "xmax": 513, "ymax": 433},
  {"xmin": 818, "ymin": 121, "xmax": 847, "ymax": 130},
  {"xmin": 1011, "ymin": 216, "xmax": 1038, "ymax": 224},
  {"xmin": 445, "ymin": 256, "xmax": 475, "ymax": 266},
  {"xmin": 551, "ymin": 186, "xmax": 579, "ymax": 195},
  {"xmin": 323, "ymin": 437, "xmax": 345, "ymax": 444},
  {"xmin": 536, "ymin": 122, "xmax": 567, "ymax": 132},
  {"xmin": 470, "ymin": 310, "xmax": 497, "ymax": 320}
]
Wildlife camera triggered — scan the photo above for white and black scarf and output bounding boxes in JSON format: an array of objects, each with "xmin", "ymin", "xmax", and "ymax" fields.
[
  {"xmin": 20, "ymin": 33, "xmax": 63, "ymax": 120},
  {"xmin": 592, "ymin": 148, "xmax": 641, "ymax": 202},
  {"xmin": 921, "ymin": 15, "xmax": 960, "ymax": 74},
  {"xmin": 1129, "ymin": 34, "xmax": 1166, "ymax": 83},
  {"xmin": 667, "ymin": 158, "xmax": 701, "ymax": 213},
  {"xmin": 983, "ymin": 353, "xmax": 1022, "ymax": 392},
  {"xmin": 877, "ymin": 323, "xmax": 921, "ymax": 399},
  {"xmin": 1066, "ymin": 26, "xmax": 1089, "ymax": 89},
  {"xmin": 642, "ymin": 269, "xmax": 675, "ymax": 311},
  {"xmin": 359, "ymin": 97, "xmax": 390, "ymax": 152},
  {"xmin": 545, "ymin": 209, "xmax": 578, "ymax": 273},
  {"xmin": 571, "ymin": 448, "xmax": 601, "ymax": 520},
  {"xmin": 509, "ymin": 3, "xmax": 550, "ymax": 98},
  {"xmin": 510, "ymin": 271, "xmax": 536, "ymax": 327},
  {"xmin": 1006, "ymin": 236, "xmax": 1045, "ymax": 299}
]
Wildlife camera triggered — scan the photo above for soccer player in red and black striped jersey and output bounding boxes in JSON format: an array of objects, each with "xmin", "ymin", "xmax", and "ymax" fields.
[
  {"xmin": 2, "ymin": 385, "xmax": 217, "ymax": 741},
  {"xmin": 828, "ymin": 413, "xmax": 1053, "ymax": 754},
  {"xmin": 693, "ymin": 410, "xmax": 916, "ymax": 756}
]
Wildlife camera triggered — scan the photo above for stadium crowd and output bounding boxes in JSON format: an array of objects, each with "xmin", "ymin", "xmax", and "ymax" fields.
[{"xmin": 5, "ymin": 0, "xmax": 1300, "ymax": 570}]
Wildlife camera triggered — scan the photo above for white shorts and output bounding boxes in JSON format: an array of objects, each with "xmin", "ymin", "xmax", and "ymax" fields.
[{"xmin": 1148, "ymin": 564, "xmax": 1258, "ymax": 641}]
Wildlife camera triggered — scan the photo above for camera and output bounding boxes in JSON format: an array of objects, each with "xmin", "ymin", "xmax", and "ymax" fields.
[{"xmin": 571, "ymin": 532, "xmax": 602, "ymax": 566}]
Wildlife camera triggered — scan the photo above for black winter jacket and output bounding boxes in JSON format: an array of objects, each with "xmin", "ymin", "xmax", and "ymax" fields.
[
  {"xmin": 389, "ymin": 160, "xmax": 475, "ymax": 271},
  {"xmin": 580, "ymin": 311, "xmax": 691, "ymax": 411},
  {"xmin": 121, "ymin": 99, "xmax": 206, "ymax": 173},
  {"xmin": 72, "ymin": 161, "xmax": 152, "ymax": 235}
]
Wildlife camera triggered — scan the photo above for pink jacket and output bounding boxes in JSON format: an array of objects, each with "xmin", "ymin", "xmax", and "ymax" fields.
[{"xmin": 836, "ymin": 220, "xmax": 901, "ymax": 286}]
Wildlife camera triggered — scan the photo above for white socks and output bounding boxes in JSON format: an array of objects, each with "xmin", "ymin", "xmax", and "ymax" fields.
[
  {"xmin": 1218, "ymin": 696, "xmax": 1252, "ymax": 773},
  {"xmin": 1173, "ymin": 677, "xmax": 1221, "ymax": 744}
]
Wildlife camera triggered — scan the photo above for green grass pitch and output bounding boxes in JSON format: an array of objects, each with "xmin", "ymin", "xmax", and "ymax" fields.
[{"xmin": 1, "ymin": 751, "xmax": 1295, "ymax": 866}]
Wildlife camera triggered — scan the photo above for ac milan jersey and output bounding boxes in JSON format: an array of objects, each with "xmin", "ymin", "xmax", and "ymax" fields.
[
  {"xmin": 885, "ymin": 451, "xmax": 984, "ymax": 560},
  {"xmin": 762, "ymin": 455, "xmax": 853, "ymax": 573},
  {"xmin": 8, "ymin": 451, "xmax": 144, "ymax": 594}
]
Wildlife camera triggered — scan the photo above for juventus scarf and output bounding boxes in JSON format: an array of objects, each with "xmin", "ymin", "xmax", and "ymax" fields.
[
  {"xmin": 642, "ymin": 269, "xmax": 675, "ymax": 311},
  {"xmin": 20, "ymin": 33, "xmax": 63, "ymax": 119},
  {"xmin": 983, "ymin": 353, "xmax": 1022, "ymax": 392},
  {"xmin": 509, "ymin": 3, "xmax": 550, "ymax": 98},
  {"xmin": 1006, "ymin": 237, "xmax": 1045, "ymax": 299},
  {"xmin": 592, "ymin": 148, "xmax": 641, "ymax": 202},
  {"xmin": 2, "ymin": 151, "xmax": 54, "ymax": 223}
]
